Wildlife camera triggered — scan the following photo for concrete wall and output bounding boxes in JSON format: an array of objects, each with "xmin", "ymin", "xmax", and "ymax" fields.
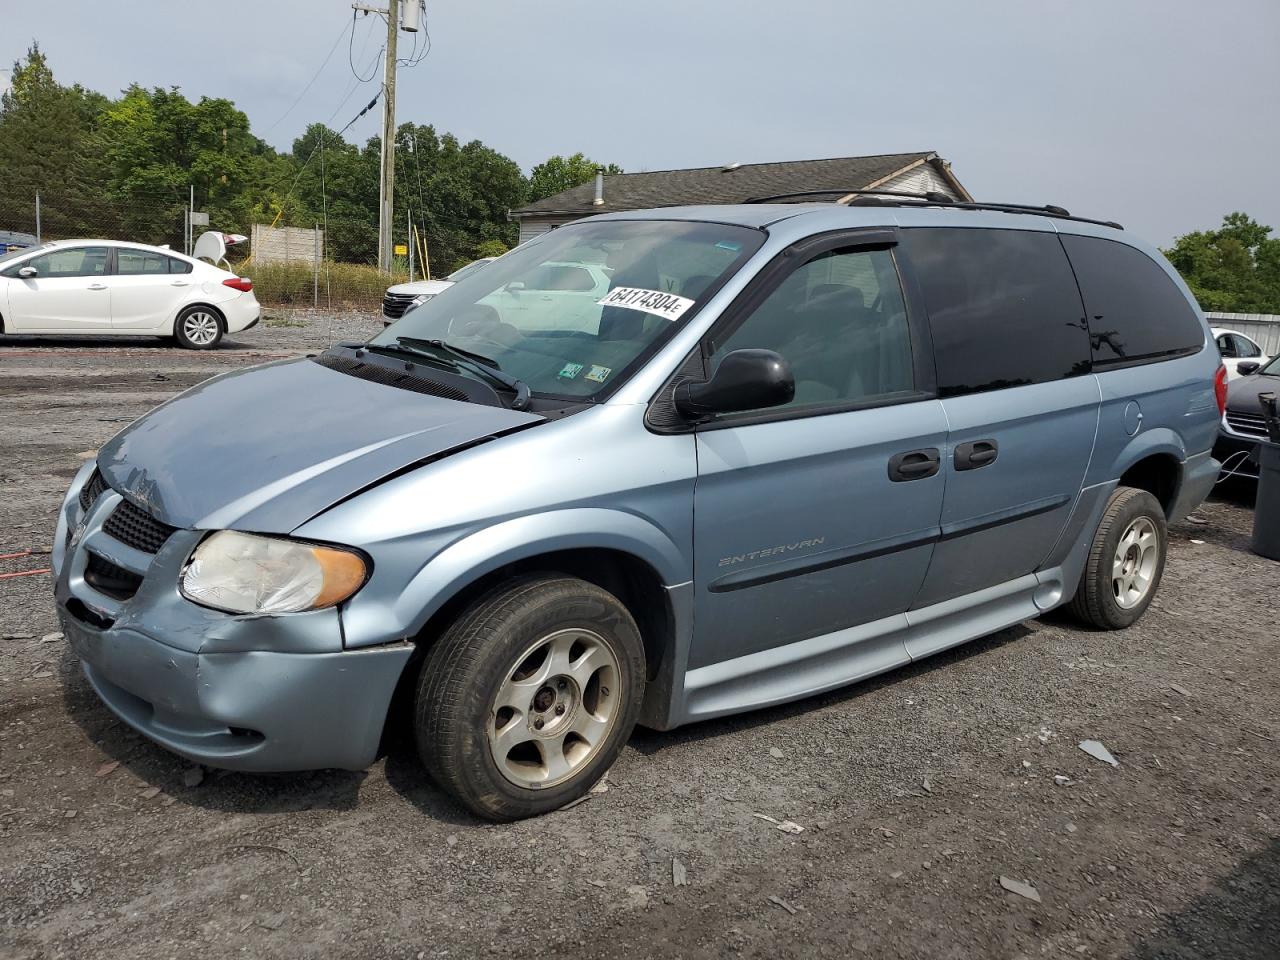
[{"xmin": 250, "ymin": 224, "xmax": 325, "ymax": 264}]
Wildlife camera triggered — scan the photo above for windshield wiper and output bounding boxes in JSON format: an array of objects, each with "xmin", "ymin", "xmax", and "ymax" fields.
[
  {"xmin": 399, "ymin": 336, "xmax": 501, "ymax": 370},
  {"xmin": 393, "ymin": 336, "xmax": 532, "ymax": 411}
]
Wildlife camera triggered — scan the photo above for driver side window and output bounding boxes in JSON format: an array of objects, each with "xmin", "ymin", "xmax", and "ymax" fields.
[
  {"xmin": 708, "ymin": 246, "xmax": 915, "ymax": 410},
  {"xmin": 12, "ymin": 246, "xmax": 109, "ymax": 279}
]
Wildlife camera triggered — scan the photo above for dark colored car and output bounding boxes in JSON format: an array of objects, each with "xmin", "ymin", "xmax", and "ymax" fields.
[{"xmin": 1214, "ymin": 354, "xmax": 1280, "ymax": 479}]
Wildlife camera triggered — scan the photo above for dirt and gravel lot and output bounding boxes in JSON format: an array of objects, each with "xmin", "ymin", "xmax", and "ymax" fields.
[{"xmin": 1, "ymin": 315, "xmax": 1278, "ymax": 960}]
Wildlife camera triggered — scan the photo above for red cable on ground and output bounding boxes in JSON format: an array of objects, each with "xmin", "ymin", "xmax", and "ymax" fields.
[
  {"xmin": 0, "ymin": 568, "xmax": 52, "ymax": 581},
  {"xmin": 0, "ymin": 550, "xmax": 36, "ymax": 561}
]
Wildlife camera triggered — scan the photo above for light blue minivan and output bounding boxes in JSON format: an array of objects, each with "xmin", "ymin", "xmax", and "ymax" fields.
[{"xmin": 54, "ymin": 195, "xmax": 1225, "ymax": 819}]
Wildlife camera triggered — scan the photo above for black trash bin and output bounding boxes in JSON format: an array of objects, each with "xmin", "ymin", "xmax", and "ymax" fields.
[{"xmin": 1252, "ymin": 391, "xmax": 1280, "ymax": 561}]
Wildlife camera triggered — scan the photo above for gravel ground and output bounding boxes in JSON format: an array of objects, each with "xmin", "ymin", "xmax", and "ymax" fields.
[{"xmin": 1, "ymin": 314, "xmax": 1278, "ymax": 960}]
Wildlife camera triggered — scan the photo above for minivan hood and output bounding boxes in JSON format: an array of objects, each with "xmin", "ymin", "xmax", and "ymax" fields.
[
  {"xmin": 98, "ymin": 358, "xmax": 541, "ymax": 533},
  {"xmin": 387, "ymin": 279, "xmax": 453, "ymax": 296}
]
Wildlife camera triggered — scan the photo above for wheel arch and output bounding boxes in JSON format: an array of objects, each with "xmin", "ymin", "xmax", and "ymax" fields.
[
  {"xmin": 1107, "ymin": 429, "xmax": 1187, "ymax": 515},
  {"xmin": 174, "ymin": 301, "xmax": 227, "ymax": 335},
  {"xmin": 407, "ymin": 546, "xmax": 676, "ymax": 683},
  {"xmin": 373, "ymin": 517, "xmax": 687, "ymax": 756}
]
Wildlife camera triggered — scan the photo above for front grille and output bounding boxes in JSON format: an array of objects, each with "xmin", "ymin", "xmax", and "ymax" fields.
[
  {"xmin": 83, "ymin": 552, "xmax": 143, "ymax": 601},
  {"xmin": 382, "ymin": 292, "xmax": 417, "ymax": 320},
  {"xmin": 103, "ymin": 498, "xmax": 177, "ymax": 554},
  {"xmin": 311, "ymin": 353, "xmax": 469, "ymax": 401},
  {"xmin": 78, "ymin": 468, "xmax": 108, "ymax": 512},
  {"xmin": 1226, "ymin": 410, "xmax": 1269, "ymax": 438}
]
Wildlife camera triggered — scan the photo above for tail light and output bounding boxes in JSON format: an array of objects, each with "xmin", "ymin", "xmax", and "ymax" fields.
[
  {"xmin": 222, "ymin": 277, "xmax": 253, "ymax": 293},
  {"xmin": 1214, "ymin": 363, "xmax": 1228, "ymax": 416}
]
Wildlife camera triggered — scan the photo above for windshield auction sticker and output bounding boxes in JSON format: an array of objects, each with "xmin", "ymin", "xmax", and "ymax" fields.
[{"xmin": 597, "ymin": 287, "xmax": 695, "ymax": 321}]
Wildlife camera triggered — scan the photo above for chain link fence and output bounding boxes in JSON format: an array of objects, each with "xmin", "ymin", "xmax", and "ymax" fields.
[{"xmin": 0, "ymin": 194, "xmax": 447, "ymax": 315}]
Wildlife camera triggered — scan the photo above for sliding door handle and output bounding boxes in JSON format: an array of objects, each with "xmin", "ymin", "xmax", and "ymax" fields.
[
  {"xmin": 888, "ymin": 448, "xmax": 941, "ymax": 482},
  {"xmin": 955, "ymin": 439, "xmax": 998, "ymax": 471}
]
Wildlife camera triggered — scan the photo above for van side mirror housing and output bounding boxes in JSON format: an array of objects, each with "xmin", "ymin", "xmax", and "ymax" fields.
[
  {"xmin": 1237, "ymin": 360, "xmax": 1261, "ymax": 377},
  {"xmin": 675, "ymin": 349, "xmax": 795, "ymax": 419},
  {"xmin": 17, "ymin": 265, "xmax": 37, "ymax": 279}
]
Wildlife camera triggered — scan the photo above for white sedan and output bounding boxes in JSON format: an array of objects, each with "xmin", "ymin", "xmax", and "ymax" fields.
[
  {"xmin": 0, "ymin": 239, "xmax": 260, "ymax": 349},
  {"xmin": 1212, "ymin": 327, "xmax": 1271, "ymax": 380}
]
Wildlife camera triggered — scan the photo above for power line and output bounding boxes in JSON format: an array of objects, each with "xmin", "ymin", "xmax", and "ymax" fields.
[
  {"xmin": 260, "ymin": 21, "xmax": 350, "ymax": 138},
  {"xmin": 347, "ymin": 10, "xmax": 382, "ymax": 82}
]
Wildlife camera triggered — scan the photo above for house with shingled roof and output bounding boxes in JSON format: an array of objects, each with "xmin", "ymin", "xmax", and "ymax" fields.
[{"xmin": 509, "ymin": 151, "xmax": 971, "ymax": 245}]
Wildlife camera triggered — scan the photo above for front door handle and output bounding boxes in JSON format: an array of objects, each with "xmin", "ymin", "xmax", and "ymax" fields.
[
  {"xmin": 888, "ymin": 447, "xmax": 941, "ymax": 482},
  {"xmin": 955, "ymin": 439, "xmax": 999, "ymax": 471},
  {"xmin": 171, "ymin": 280, "xmax": 189, "ymax": 287},
  {"xmin": 87, "ymin": 283, "xmax": 107, "ymax": 290}
]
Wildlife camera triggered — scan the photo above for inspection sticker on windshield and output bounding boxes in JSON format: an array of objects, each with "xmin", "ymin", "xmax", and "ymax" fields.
[
  {"xmin": 585, "ymin": 365, "xmax": 612, "ymax": 384},
  {"xmin": 558, "ymin": 362, "xmax": 584, "ymax": 380},
  {"xmin": 597, "ymin": 286, "xmax": 695, "ymax": 321}
]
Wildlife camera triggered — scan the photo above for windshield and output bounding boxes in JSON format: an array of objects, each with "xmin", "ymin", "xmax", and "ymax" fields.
[
  {"xmin": 370, "ymin": 219, "xmax": 763, "ymax": 399},
  {"xmin": 1262, "ymin": 354, "xmax": 1280, "ymax": 376}
]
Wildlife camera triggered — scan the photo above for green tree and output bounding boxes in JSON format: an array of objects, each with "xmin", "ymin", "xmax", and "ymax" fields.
[
  {"xmin": 0, "ymin": 40, "xmax": 607, "ymax": 273},
  {"xmin": 1163, "ymin": 213, "xmax": 1280, "ymax": 313},
  {"xmin": 527, "ymin": 153, "xmax": 622, "ymax": 204},
  {"xmin": 392, "ymin": 123, "xmax": 526, "ymax": 270},
  {"xmin": 97, "ymin": 85, "xmax": 293, "ymax": 245},
  {"xmin": 0, "ymin": 43, "xmax": 102, "ymax": 239}
]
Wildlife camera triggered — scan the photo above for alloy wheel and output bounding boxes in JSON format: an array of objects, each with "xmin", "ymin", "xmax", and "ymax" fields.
[
  {"xmin": 1112, "ymin": 515, "xmax": 1159, "ymax": 609},
  {"xmin": 183, "ymin": 311, "xmax": 219, "ymax": 346},
  {"xmin": 487, "ymin": 628, "xmax": 620, "ymax": 789}
]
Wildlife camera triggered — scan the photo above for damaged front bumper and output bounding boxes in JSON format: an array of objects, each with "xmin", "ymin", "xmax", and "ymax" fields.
[{"xmin": 53, "ymin": 465, "xmax": 412, "ymax": 772}]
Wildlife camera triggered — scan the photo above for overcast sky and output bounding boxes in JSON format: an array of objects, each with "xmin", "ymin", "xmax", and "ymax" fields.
[{"xmin": 4, "ymin": 0, "xmax": 1277, "ymax": 244}]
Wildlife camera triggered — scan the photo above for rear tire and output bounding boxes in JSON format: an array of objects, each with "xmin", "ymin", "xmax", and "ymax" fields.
[
  {"xmin": 174, "ymin": 306, "xmax": 223, "ymax": 350},
  {"xmin": 414, "ymin": 574, "xmax": 645, "ymax": 821},
  {"xmin": 1069, "ymin": 486, "xmax": 1167, "ymax": 629}
]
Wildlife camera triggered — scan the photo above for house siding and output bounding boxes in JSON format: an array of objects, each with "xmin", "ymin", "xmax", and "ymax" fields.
[
  {"xmin": 876, "ymin": 163, "xmax": 961, "ymax": 199},
  {"xmin": 518, "ymin": 219, "xmax": 559, "ymax": 245}
]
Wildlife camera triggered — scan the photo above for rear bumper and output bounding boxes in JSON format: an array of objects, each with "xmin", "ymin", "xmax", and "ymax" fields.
[
  {"xmin": 62, "ymin": 610, "xmax": 413, "ymax": 771},
  {"xmin": 1169, "ymin": 450, "xmax": 1220, "ymax": 522},
  {"xmin": 222, "ymin": 295, "xmax": 261, "ymax": 334}
]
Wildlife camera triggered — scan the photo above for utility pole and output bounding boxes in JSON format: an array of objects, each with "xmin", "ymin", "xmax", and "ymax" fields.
[
  {"xmin": 378, "ymin": 0, "xmax": 398, "ymax": 274},
  {"xmin": 354, "ymin": 0, "xmax": 419, "ymax": 273}
]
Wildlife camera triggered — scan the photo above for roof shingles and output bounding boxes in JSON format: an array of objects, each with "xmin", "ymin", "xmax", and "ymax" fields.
[{"xmin": 512, "ymin": 151, "xmax": 944, "ymax": 217}]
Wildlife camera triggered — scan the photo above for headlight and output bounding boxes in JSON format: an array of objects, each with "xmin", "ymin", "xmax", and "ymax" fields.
[
  {"xmin": 411, "ymin": 293, "xmax": 435, "ymax": 306},
  {"xmin": 181, "ymin": 531, "xmax": 368, "ymax": 615}
]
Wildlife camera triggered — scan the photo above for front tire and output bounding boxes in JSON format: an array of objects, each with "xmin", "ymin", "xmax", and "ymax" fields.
[
  {"xmin": 415, "ymin": 574, "xmax": 645, "ymax": 821},
  {"xmin": 1069, "ymin": 487, "xmax": 1167, "ymax": 629},
  {"xmin": 174, "ymin": 306, "xmax": 223, "ymax": 349}
]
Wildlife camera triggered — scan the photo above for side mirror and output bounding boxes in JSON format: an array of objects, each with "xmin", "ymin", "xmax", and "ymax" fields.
[
  {"xmin": 17, "ymin": 266, "xmax": 37, "ymax": 279},
  {"xmin": 1237, "ymin": 360, "xmax": 1261, "ymax": 377},
  {"xmin": 675, "ymin": 349, "xmax": 795, "ymax": 419},
  {"xmin": 505, "ymin": 281, "xmax": 525, "ymax": 295}
]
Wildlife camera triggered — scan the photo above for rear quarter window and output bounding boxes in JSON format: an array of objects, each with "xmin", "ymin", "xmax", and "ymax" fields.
[
  {"xmin": 902, "ymin": 227, "xmax": 1091, "ymax": 396},
  {"xmin": 1059, "ymin": 234, "xmax": 1205, "ymax": 367}
]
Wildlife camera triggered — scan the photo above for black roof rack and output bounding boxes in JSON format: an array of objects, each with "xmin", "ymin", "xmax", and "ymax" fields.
[{"xmin": 743, "ymin": 189, "xmax": 1123, "ymax": 231}]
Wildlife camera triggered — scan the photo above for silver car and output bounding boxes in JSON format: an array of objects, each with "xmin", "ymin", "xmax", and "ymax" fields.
[{"xmin": 53, "ymin": 199, "xmax": 1223, "ymax": 820}]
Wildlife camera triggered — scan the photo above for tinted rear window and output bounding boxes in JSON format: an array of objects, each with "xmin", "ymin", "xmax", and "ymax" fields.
[
  {"xmin": 903, "ymin": 227, "xmax": 1090, "ymax": 396},
  {"xmin": 1059, "ymin": 234, "xmax": 1205, "ymax": 367}
]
